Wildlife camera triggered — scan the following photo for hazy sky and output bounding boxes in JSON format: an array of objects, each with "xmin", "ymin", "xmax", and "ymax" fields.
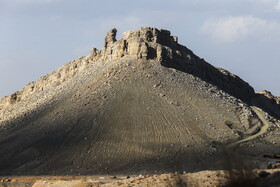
[{"xmin": 1, "ymin": 0, "xmax": 279, "ymax": 97}]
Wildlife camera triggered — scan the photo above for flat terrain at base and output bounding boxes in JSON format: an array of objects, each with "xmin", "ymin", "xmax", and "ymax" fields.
[{"xmin": 1, "ymin": 169, "xmax": 280, "ymax": 187}]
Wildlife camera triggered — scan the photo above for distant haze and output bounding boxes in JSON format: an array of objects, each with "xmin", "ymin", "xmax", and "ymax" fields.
[{"xmin": 1, "ymin": 0, "xmax": 279, "ymax": 97}]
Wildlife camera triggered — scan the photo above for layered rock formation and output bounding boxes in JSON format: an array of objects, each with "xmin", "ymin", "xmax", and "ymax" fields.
[{"xmin": 99, "ymin": 27, "xmax": 255, "ymax": 102}]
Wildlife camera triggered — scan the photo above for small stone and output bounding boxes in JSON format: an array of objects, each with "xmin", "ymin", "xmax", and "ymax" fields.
[
  {"xmin": 146, "ymin": 74, "xmax": 151, "ymax": 78},
  {"xmin": 5, "ymin": 179, "xmax": 11, "ymax": 182},
  {"xmin": 259, "ymin": 171, "xmax": 270, "ymax": 178}
]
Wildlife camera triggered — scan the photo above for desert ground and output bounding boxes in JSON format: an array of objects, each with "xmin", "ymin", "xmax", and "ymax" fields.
[{"xmin": 1, "ymin": 169, "xmax": 280, "ymax": 187}]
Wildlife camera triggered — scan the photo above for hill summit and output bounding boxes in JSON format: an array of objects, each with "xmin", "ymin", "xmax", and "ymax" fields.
[{"xmin": 0, "ymin": 27, "xmax": 279, "ymax": 175}]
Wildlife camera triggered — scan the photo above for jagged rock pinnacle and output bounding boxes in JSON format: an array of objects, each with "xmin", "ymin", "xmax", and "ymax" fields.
[
  {"xmin": 104, "ymin": 27, "xmax": 180, "ymax": 61},
  {"xmin": 104, "ymin": 28, "xmax": 117, "ymax": 48}
]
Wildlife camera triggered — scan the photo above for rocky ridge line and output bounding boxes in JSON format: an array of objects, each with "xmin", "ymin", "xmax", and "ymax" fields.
[
  {"xmin": 0, "ymin": 27, "xmax": 278, "ymax": 124},
  {"xmin": 254, "ymin": 90, "xmax": 280, "ymax": 119},
  {"xmin": 258, "ymin": 90, "xmax": 280, "ymax": 105}
]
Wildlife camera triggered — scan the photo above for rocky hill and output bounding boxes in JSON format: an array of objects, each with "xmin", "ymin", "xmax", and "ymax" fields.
[{"xmin": 0, "ymin": 27, "xmax": 279, "ymax": 175}]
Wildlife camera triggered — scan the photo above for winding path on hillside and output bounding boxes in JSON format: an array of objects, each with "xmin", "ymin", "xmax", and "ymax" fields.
[{"xmin": 228, "ymin": 106, "xmax": 270, "ymax": 148}]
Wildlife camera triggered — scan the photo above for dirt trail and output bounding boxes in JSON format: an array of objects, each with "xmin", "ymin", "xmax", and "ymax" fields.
[{"xmin": 228, "ymin": 106, "xmax": 270, "ymax": 147}]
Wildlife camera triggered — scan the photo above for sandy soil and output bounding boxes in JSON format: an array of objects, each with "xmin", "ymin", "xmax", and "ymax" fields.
[{"xmin": 1, "ymin": 169, "xmax": 280, "ymax": 187}]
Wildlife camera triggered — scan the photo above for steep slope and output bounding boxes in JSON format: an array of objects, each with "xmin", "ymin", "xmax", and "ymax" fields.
[{"xmin": 0, "ymin": 27, "xmax": 279, "ymax": 175}]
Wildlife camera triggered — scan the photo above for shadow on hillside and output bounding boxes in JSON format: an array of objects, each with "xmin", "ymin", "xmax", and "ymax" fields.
[
  {"xmin": 0, "ymin": 97, "xmax": 212, "ymax": 175},
  {"xmin": 160, "ymin": 53, "xmax": 280, "ymax": 120}
]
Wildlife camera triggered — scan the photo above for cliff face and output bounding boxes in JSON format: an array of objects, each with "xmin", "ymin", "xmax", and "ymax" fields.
[
  {"xmin": 257, "ymin": 90, "xmax": 280, "ymax": 105},
  {"xmin": 253, "ymin": 90, "xmax": 280, "ymax": 118},
  {"xmin": 100, "ymin": 27, "xmax": 255, "ymax": 102}
]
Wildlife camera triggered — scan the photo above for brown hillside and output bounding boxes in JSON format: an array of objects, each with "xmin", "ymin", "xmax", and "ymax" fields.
[{"xmin": 0, "ymin": 27, "xmax": 279, "ymax": 175}]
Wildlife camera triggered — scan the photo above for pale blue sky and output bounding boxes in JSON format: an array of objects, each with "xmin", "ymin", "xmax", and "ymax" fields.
[{"xmin": 0, "ymin": 0, "xmax": 279, "ymax": 97}]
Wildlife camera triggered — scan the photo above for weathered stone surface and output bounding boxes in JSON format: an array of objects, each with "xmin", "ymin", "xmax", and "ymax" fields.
[
  {"xmin": 87, "ymin": 48, "xmax": 101, "ymax": 61},
  {"xmin": 9, "ymin": 92, "xmax": 19, "ymax": 104},
  {"xmin": 253, "ymin": 90, "xmax": 280, "ymax": 118},
  {"xmin": 99, "ymin": 27, "xmax": 256, "ymax": 102},
  {"xmin": 258, "ymin": 90, "xmax": 280, "ymax": 105},
  {"xmin": 104, "ymin": 28, "xmax": 117, "ymax": 48}
]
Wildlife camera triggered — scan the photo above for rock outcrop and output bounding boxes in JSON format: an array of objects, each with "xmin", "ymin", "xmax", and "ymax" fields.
[
  {"xmin": 258, "ymin": 90, "xmax": 280, "ymax": 105},
  {"xmin": 0, "ymin": 27, "xmax": 266, "ymax": 125},
  {"xmin": 3, "ymin": 26, "xmax": 280, "ymax": 127},
  {"xmin": 104, "ymin": 28, "xmax": 117, "ymax": 48},
  {"xmin": 253, "ymin": 90, "xmax": 280, "ymax": 118},
  {"xmin": 101, "ymin": 27, "xmax": 255, "ymax": 102}
]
